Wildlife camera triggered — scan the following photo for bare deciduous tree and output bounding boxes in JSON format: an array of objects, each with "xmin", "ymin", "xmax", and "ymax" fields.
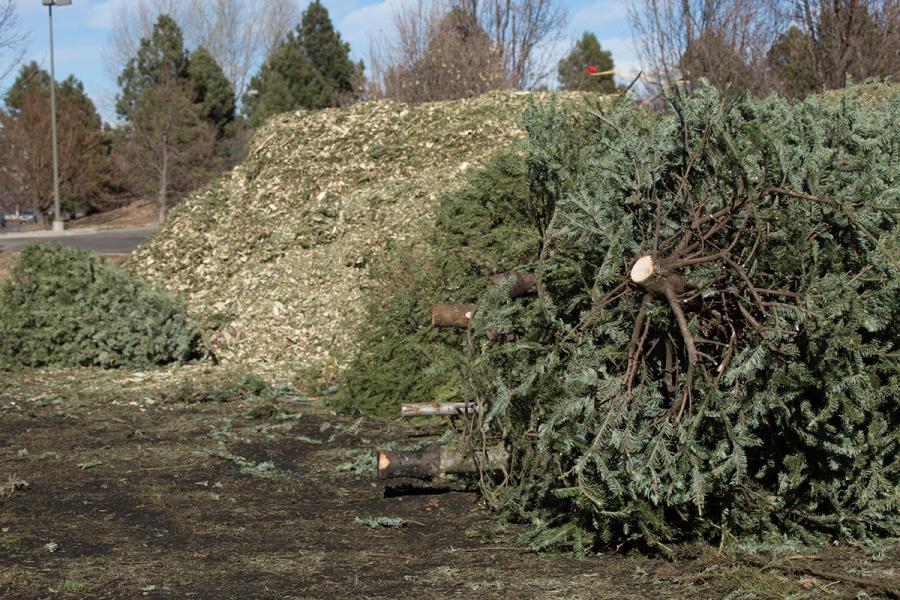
[
  {"xmin": 457, "ymin": 0, "xmax": 569, "ymax": 89},
  {"xmin": 106, "ymin": 0, "xmax": 298, "ymax": 100},
  {"xmin": 771, "ymin": 0, "xmax": 900, "ymax": 97},
  {"xmin": 0, "ymin": 0, "xmax": 25, "ymax": 87},
  {"xmin": 629, "ymin": 0, "xmax": 780, "ymax": 95},
  {"xmin": 370, "ymin": 0, "xmax": 567, "ymax": 99},
  {"xmin": 372, "ymin": 1, "xmax": 507, "ymax": 103}
]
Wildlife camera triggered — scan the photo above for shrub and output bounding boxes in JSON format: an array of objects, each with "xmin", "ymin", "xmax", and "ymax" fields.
[{"xmin": 0, "ymin": 245, "xmax": 198, "ymax": 368}]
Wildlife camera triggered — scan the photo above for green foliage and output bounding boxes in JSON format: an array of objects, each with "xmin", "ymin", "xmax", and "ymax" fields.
[
  {"xmin": 300, "ymin": 0, "xmax": 361, "ymax": 104},
  {"xmin": 557, "ymin": 32, "xmax": 616, "ymax": 93},
  {"xmin": 331, "ymin": 147, "xmax": 540, "ymax": 416},
  {"xmin": 465, "ymin": 84, "xmax": 900, "ymax": 550},
  {"xmin": 0, "ymin": 245, "xmax": 198, "ymax": 369},
  {"xmin": 188, "ymin": 47, "xmax": 236, "ymax": 138},
  {"xmin": 244, "ymin": 1, "xmax": 360, "ymax": 126},
  {"xmin": 116, "ymin": 14, "xmax": 190, "ymax": 121}
]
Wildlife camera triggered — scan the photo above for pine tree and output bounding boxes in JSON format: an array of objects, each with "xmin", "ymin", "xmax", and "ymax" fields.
[
  {"xmin": 116, "ymin": 15, "xmax": 215, "ymax": 223},
  {"xmin": 188, "ymin": 46, "xmax": 236, "ymax": 138},
  {"xmin": 116, "ymin": 14, "xmax": 190, "ymax": 121},
  {"xmin": 243, "ymin": 1, "xmax": 360, "ymax": 126},
  {"xmin": 300, "ymin": 0, "xmax": 358, "ymax": 106},
  {"xmin": 386, "ymin": 6, "xmax": 506, "ymax": 104},
  {"xmin": 557, "ymin": 33, "xmax": 615, "ymax": 93}
]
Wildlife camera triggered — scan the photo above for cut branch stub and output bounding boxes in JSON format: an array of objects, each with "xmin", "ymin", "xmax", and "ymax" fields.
[
  {"xmin": 432, "ymin": 303, "xmax": 476, "ymax": 328},
  {"xmin": 630, "ymin": 255, "xmax": 685, "ymax": 297},
  {"xmin": 491, "ymin": 271, "xmax": 537, "ymax": 299},
  {"xmin": 376, "ymin": 443, "xmax": 508, "ymax": 480},
  {"xmin": 401, "ymin": 402, "xmax": 479, "ymax": 417}
]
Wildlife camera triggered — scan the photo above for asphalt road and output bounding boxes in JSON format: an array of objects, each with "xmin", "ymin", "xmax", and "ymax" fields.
[{"xmin": 0, "ymin": 227, "xmax": 156, "ymax": 254}]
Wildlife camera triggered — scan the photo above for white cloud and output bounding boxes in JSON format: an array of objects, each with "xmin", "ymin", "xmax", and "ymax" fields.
[{"xmin": 568, "ymin": 0, "xmax": 631, "ymax": 34}]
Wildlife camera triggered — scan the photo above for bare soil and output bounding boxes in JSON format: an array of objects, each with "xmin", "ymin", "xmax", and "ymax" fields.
[{"xmin": 0, "ymin": 367, "xmax": 896, "ymax": 599}]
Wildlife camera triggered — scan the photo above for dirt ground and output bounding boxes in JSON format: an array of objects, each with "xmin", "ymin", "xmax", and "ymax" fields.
[{"xmin": 1, "ymin": 366, "xmax": 897, "ymax": 599}]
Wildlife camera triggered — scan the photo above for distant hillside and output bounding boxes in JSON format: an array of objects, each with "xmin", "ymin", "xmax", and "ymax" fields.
[{"xmin": 130, "ymin": 91, "xmax": 552, "ymax": 374}]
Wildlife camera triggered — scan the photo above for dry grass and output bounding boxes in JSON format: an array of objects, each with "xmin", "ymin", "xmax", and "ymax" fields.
[{"xmin": 68, "ymin": 199, "xmax": 157, "ymax": 231}]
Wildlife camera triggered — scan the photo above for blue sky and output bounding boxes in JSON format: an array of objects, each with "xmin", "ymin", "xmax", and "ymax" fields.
[{"xmin": 7, "ymin": 0, "xmax": 636, "ymax": 121}]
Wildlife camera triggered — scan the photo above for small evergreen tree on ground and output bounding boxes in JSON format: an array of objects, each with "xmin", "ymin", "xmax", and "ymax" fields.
[
  {"xmin": 557, "ymin": 32, "xmax": 616, "ymax": 93},
  {"xmin": 461, "ymin": 84, "xmax": 899, "ymax": 551},
  {"xmin": 0, "ymin": 245, "xmax": 198, "ymax": 369}
]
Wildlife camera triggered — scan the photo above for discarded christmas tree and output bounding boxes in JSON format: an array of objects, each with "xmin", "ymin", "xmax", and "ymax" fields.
[{"xmin": 462, "ymin": 84, "xmax": 899, "ymax": 551}]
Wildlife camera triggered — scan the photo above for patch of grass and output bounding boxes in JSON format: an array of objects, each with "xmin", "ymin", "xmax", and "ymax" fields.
[{"xmin": 56, "ymin": 579, "xmax": 86, "ymax": 594}]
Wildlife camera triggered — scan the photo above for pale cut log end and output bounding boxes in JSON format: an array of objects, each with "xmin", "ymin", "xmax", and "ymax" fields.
[{"xmin": 630, "ymin": 255, "xmax": 655, "ymax": 283}]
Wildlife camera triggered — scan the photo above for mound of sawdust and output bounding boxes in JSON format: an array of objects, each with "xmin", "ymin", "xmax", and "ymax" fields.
[{"xmin": 131, "ymin": 91, "xmax": 556, "ymax": 374}]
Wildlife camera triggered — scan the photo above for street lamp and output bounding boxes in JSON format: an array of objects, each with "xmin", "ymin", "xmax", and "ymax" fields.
[{"xmin": 42, "ymin": 0, "xmax": 72, "ymax": 232}]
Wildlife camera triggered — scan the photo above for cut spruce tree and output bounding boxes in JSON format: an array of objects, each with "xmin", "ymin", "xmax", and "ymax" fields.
[{"xmin": 461, "ymin": 83, "xmax": 899, "ymax": 552}]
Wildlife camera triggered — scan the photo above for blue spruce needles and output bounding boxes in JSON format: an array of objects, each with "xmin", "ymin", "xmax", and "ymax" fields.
[{"xmin": 463, "ymin": 83, "xmax": 899, "ymax": 551}]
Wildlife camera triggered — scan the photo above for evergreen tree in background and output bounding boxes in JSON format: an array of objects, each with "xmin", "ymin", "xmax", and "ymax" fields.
[
  {"xmin": 116, "ymin": 15, "xmax": 215, "ymax": 223},
  {"xmin": 0, "ymin": 62, "xmax": 114, "ymax": 219},
  {"xmin": 557, "ymin": 33, "xmax": 615, "ymax": 93},
  {"xmin": 301, "ymin": 0, "xmax": 359, "ymax": 105},
  {"xmin": 244, "ymin": 1, "xmax": 361, "ymax": 126},
  {"xmin": 116, "ymin": 14, "xmax": 191, "ymax": 121},
  {"xmin": 188, "ymin": 46, "xmax": 236, "ymax": 138}
]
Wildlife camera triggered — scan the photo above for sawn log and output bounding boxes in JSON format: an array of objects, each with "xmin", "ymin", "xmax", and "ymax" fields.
[{"xmin": 376, "ymin": 443, "xmax": 508, "ymax": 479}]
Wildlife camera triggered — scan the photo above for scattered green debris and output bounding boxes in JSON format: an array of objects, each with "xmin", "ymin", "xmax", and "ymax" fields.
[
  {"xmin": 335, "ymin": 448, "xmax": 375, "ymax": 475},
  {"xmin": 43, "ymin": 541, "xmax": 60, "ymax": 553},
  {"xmin": 208, "ymin": 449, "xmax": 288, "ymax": 479},
  {"xmin": 296, "ymin": 435, "xmax": 322, "ymax": 445},
  {"xmin": 56, "ymin": 579, "xmax": 85, "ymax": 593},
  {"xmin": 353, "ymin": 516, "xmax": 408, "ymax": 528},
  {"xmin": 78, "ymin": 459, "xmax": 102, "ymax": 471}
]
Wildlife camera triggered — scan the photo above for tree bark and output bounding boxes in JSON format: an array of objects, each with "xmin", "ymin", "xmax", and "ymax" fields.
[
  {"xmin": 376, "ymin": 443, "xmax": 508, "ymax": 479},
  {"xmin": 491, "ymin": 271, "xmax": 537, "ymax": 298},
  {"xmin": 432, "ymin": 303, "xmax": 476, "ymax": 328},
  {"xmin": 158, "ymin": 131, "xmax": 169, "ymax": 224},
  {"xmin": 401, "ymin": 402, "xmax": 479, "ymax": 417}
]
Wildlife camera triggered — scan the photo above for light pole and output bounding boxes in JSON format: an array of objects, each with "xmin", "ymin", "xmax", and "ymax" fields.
[{"xmin": 43, "ymin": 0, "xmax": 71, "ymax": 232}]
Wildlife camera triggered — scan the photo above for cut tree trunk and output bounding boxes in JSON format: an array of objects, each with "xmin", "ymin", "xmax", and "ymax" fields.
[
  {"xmin": 491, "ymin": 271, "xmax": 537, "ymax": 299},
  {"xmin": 401, "ymin": 402, "xmax": 479, "ymax": 417},
  {"xmin": 630, "ymin": 255, "xmax": 685, "ymax": 296},
  {"xmin": 432, "ymin": 303, "xmax": 476, "ymax": 328},
  {"xmin": 376, "ymin": 443, "xmax": 508, "ymax": 479}
]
